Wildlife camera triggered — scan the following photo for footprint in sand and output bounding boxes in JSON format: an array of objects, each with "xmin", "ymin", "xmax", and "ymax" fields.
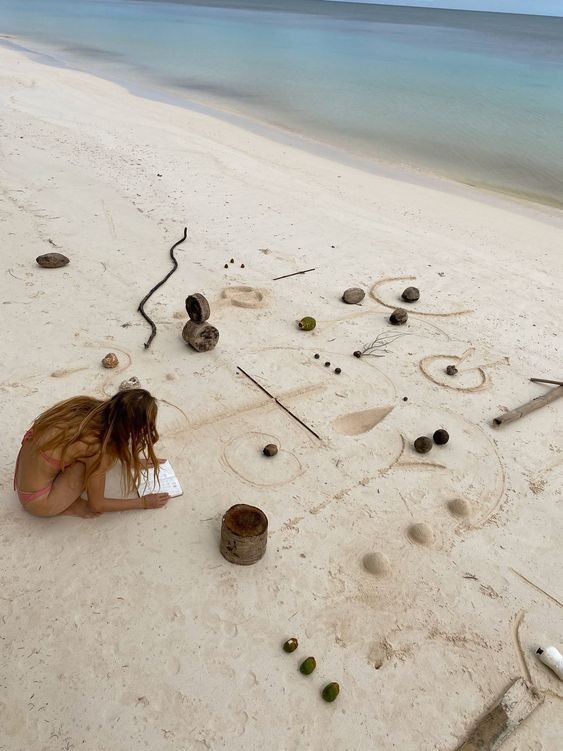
[
  {"xmin": 219, "ymin": 286, "xmax": 269, "ymax": 309},
  {"xmin": 332, "ymin": 405, "xmax": 394, "ymax": 436}
]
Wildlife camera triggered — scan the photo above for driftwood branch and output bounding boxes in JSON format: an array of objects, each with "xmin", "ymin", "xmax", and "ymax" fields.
[
  {"xmin": 493, "ymin": 385, "xmax": 563, "ymax": 426},
  {"xmin": 138, "ymin": 227, "xmax": 188, "ymax": 349},
  {"xmin": 530, "ymin": 377, "xmax": 563, "ymax": 387}
]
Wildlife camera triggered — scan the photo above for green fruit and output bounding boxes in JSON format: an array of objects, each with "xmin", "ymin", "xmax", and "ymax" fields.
[
  {"xmin": 322, "ymin": 682, "xmax": 340, "ymax": 702},
  {"xmin": 299, "ymin": 656, "xmax": 316, "ymax": 675},
  {"xmin": 283, "ymin": 638, "xmax": 298, "ymax": 653},
  {"xmin": 298, "ymin": 317, "xmax": 316, "ymax": 331}
]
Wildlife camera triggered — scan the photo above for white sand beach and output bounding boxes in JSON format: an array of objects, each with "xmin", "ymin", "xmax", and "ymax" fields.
[{"xmin": 0, "ymin": 42, "xmax": 562, "ymax": 750}]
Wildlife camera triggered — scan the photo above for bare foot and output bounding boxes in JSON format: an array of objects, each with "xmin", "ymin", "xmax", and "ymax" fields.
[{"xmin": 61, "ymin": 497, "xmax": 100, "ymax": 518}]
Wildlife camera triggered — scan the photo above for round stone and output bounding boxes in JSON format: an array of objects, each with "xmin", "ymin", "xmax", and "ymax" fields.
[
  {"xmin": 101, "ymin": 352, "xmax": 119, "ymax": 369},
  {"xmin": 401, "ymin": 286, "xmax": 420, "ymax": 302},
  {"xmin": 263, "ymin": 444, "xmax": 278, "ymax": 457},
  {"xmin": 446, "ymin": 365, "xmax": 458, "ymax": 376},
  {"xmin": 390, "ymin": 308, "xmax": 408, "ymax": 325},
  {"xmin": 414, "ymin": 436, "xmax": 433, "ymax": 454},
  {"xmin": 433, "ymin": 429, "xmax": 450, "ymax": 445},
  {"xmin": 342, "ymin": 287, "xmax": 365, "ymax": 305},
  {"xmin": 36, "ymin": 252, "xmax": 69, "ymax": 268}
]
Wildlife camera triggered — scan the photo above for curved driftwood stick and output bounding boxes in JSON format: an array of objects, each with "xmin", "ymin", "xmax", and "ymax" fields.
[
  {"xmin": 138, "ymin": 227, "xmax": 188, "ymax": 349},
  {"xmin": 493, "ymin": 385, "xmax": 563, "ymax": 426}
]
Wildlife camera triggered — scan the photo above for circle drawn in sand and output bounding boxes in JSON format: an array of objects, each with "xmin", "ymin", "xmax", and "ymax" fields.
[
  {"xmin": 220, "ymin": 286, "xmax": 269, "ymax": 309},
  {"xmin": 362, "ymin": 552, "xmax": 391, "ymax": 578},
  {"xmin": 446, "ymin": 498, "xmax": 472, "ymax": 519},
  {"xmin": 223, "ymin": 431, "xmax": 303, "ymax": 487},
  {"xmin": 419, "ymin": 355, "xmax": 489, "ymax": 392},
  {"xmin": 370, "ymin": 276, "xmax": 472, "ymax": 317},
  {"xmin": 406, "ymin": 522, "xmax": 435, "ymax": 547},
  {"xmin": 332, "ymin": 406, "xmax": 394, "ymax": 436}
]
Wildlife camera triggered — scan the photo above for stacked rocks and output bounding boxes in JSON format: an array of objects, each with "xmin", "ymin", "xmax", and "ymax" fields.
[{"xmin": 182, "ymin": 293, "xmax": 219, "ymax": 352}]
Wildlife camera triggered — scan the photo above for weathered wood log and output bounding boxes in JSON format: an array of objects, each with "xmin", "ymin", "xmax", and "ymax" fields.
[
  {"xmin": 220, "ymin": 504, "xmax": 268, "ymax": 565},
  {"xmin": 455, "ymin": 679, "xmax": 542, "ymax": 751},
  {"xmin": 493, "ymin": 385, "xmax": 563, "ymax": 426},
  {"xmin": 182, "ymin": 320, "xmax": 219, "ymax": 352},
  {"xmin": 185, "ymin": 293, "xmax": 210, "ymax": 323}
]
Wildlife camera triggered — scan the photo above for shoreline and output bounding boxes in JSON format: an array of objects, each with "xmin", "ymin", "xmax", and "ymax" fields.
[
  {"xmin": 1, "ymin": 39, "xmax": 562, "ymax": 750},
  {"xmin": 2, "ymin": 32, "xmax": 563, "ymax": 221}
]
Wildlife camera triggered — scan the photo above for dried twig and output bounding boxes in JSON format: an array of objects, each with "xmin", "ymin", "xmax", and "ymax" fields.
[
  {"xmin": 138, "ymin": 227, "xmax": 188, "ymax": 349},
  {"xmin": 272, "ymin": 268, "xmax": 316, "ymax": 281},
  {"xmin": 355, "ymin": 331, "xmax": 408, "ymax": 358}
]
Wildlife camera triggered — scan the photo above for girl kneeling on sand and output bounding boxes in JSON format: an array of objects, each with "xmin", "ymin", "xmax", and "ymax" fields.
[{"xmin": 13, "ymin": 389, "xmax": 170, "ymax": 518}]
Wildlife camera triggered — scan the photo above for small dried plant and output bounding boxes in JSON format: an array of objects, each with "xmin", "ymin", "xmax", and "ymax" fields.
[{"xmin": 353, "ymin": 331, "xmax": 408, "ymax": 359}]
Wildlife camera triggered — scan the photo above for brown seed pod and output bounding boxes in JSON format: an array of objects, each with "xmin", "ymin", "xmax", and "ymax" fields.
[
  {"xmin": 414, "ymin": 436, "xmax": 433, "ymax": 454},
  {"xmin": 433, "ymin": 429, "xmax": 449, "ymax": 445},
  {"xmin": 185, "ymin": 293, "xmax": 211, "ymax": 323},
  {"xmin": 182, "ymin": 320, "xmax": 219, "ymax": 352},
  {"xmin": 342, "ymin": 287, "xmax": 365, "ymax": 305},
  {"xmin": 101, "ymin": 352, "xmax": 119, "ymax": 369},
  {"xmin": 446, "ymin": 365, "xmax": 458, "ymax": 376},
  {"xmin": 334, "ymin": 368, "xmax": 342, "ymax": 375},
  {"xmin": 401, "ymin": 286, "xmax": 420, "ymax": 302},
  {"xmin": 36, "ymin": 252, "xmax": 70, "ymax": 268},
  {"xmin": 390, "ymin": 308, "xmax": 408, "ymax": 325},
  {"xmin": 263, "ymin": 444, "xmax": 278, "ymax": 457},
  {"xmin": 283, "ymin": 638, "xmax": 298, "ymax": 653}
]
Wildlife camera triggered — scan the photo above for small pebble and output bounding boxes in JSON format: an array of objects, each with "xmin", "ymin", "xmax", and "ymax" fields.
[
  {"xmin": 403, "ymin": 396, "xmax": 408, "ymax": 402},
  {"xmin": 314, "ymin": 354, "xmax": 320, "ymax": 359},
  {"xmin": 433, "ymin": 429, "xmax": 450, "ymax": 445},
  {"xmin": 342, "ymin": 287, "xmax": 365, "ymax": 305},
  {"xmin": 224, "ymin": 264, "xmax": 229, "ymax": 269},
  {"xmin": 334, "ymin": 367, "xmax": 342, "ymax": 374},
  {"xmin": 390, "ymin": 308, "xmax": 408, "ymax": 325},
  {"xmin": 119, "ymin": 376, "xmax": 141, "ymax": 391},
  {"xmin": 324, "ymin": 362, "xmax": 331, "ymax": 367},
  {"xmin": 101, "ymin": 352, "xmax": 119, "ymax": 369},
  {"xmin": 414, "ymin": 436, "xmax": 433, "ymax": 454},
  {"xmin": 263, "ymin": 444, "xmax": 278, "ymax": 457},
  {"xmin": 230, "ymin": 258, "xmax": 235, "ymax": 264},
  {"xmin": 401, "ymin": 286, "xmax": 420, "ymax": 303},
  {"xmin": 241, "ymin": 263, "xmax": 245, "ymax": 268},
  {"xmin": 353, "ymin": 351, "xmax": 362, "ymax": 358},
  {"xmin": 36, "ymin": 252, "xmax": 70, "ymax": 268},
  {"xmin": 446, "ymin": 365, "xmax": 458, "ymax": 376}
]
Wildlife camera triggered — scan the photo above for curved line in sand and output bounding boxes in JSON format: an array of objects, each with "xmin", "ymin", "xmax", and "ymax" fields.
[
  {"xmin": 419, "ymin": 354, "xmax": 489, "ymax": 392},
  {"xmin": 370, "ymin": 275, "xmax": 473, "ymax": 317}
]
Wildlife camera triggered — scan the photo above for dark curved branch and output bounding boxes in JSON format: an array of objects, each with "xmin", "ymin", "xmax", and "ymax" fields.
[{"xmin": 137, "ymin": 227, "xmax": 188, "ymax": 350}]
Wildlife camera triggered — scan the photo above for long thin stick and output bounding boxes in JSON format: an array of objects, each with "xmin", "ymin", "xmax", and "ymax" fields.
[
  {"xmin": 530, "ymin": 377, "xmax": 563, "ymax": 387},
  {"xmin": 493, "ymin": 385, "xmax": 563, "ymax": 426},
  {"xmin": 138, "ymin": 227, "xmax": 188, "ymax": 349},
  {"xmin": 272, "ymin": 268, "xmax": 316, "ymax": 281},
  {"xmin": 237, "ymin": 367, "xmax": 321, "ymax": 440}
]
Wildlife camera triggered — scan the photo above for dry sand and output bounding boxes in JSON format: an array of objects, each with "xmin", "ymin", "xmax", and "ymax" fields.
[{"xmin": 0, "ymin": 43, "xmax": 562, "ymax": 750}]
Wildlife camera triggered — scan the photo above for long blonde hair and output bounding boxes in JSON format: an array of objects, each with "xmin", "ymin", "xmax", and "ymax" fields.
[{"xmin": 31, "ymin": 389, "xmax": 159, "ymax": 492}]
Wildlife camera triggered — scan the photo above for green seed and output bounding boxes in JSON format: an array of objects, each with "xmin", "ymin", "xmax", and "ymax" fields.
[
  {"xmin": 283, "ymin": 638, "xmax": 298, "ymax": 653},
  {"xmin": 299, "ymin": 656, "xmax": 316, "ymax": 675},
  {"xmin": 298, "ymin": 317, "xmax": 316, "ymax": 331},
  {"xmin": 322, "ymin": 682, "xmax": 340, "ymax": 702}
]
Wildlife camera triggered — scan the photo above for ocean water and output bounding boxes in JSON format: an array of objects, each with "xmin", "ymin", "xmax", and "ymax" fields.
[{"xmin": 1, "ymin": 0, "xmax": 563, "ymax": 207}]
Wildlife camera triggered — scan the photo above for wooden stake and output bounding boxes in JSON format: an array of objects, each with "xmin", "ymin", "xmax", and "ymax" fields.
[
  {"xmin": 493, "ymin": 385, "xmax": 563, "ymax": 426},
  {"xmin": 455, "ymin": 678, "xmax": 542, "ymax": 751}
]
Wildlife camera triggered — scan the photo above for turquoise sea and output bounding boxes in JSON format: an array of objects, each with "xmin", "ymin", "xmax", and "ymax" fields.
[{"xmin": 1, "ymin": 0, "xmax": 563, "ymax": 207}]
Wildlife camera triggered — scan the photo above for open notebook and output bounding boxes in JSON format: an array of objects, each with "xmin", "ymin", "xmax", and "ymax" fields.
[{"xmin": 137, "ymin": 460, "xmax": 183, "ymax": 498}]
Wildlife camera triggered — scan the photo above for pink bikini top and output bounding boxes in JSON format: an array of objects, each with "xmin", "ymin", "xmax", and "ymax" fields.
[{"xmin": 22, "ymin": 428, "xmax": 72, "ymax": 470}]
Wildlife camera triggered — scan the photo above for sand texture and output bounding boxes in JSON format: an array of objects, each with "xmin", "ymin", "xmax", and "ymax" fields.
[{"xmin": 0, "ymin": 44, "xmax": 562, "ymax": 750}]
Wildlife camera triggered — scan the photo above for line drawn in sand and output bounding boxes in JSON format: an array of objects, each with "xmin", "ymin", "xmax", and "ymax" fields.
[
  {"xmin": 221, "ymin": 431, "xmax": 303, "ymax": 487},
  {"xmin": 370, "ymin": 275, "xmax": 473, "ymax": 317}
]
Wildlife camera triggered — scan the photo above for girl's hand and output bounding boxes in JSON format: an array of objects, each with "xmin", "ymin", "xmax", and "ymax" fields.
[{"xmin": 142, "ymin": 493, "xmax": 170, "ymax": 509}]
